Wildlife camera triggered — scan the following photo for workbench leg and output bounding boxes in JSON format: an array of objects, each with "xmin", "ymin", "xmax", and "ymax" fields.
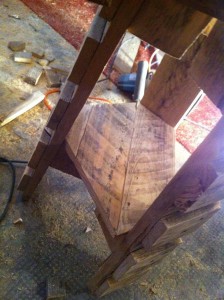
[{"xmin": 18, "ymin": 0, "xmax": 147, "ymax": 197}]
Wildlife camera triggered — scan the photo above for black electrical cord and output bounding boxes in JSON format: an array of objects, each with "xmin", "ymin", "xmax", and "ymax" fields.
[{"xmin": 0, "ymin": 157, "xmax": 27, "ymax": 222}]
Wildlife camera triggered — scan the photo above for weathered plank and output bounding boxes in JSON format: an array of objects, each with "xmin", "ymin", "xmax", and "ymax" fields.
[
  {"xmin": 66, "ymin": 103, "xmax": 174, "ymax": 235},
  {"xmin": 142, "ymin": 202, "xmax": 220, "ymax": 250},
  {"xmin": 46, "ymin": 80, "xmax": 77, "ymax": 130},
  {"xmin": 178, "ymin": 0, "xmax": 224, "ymax": 21},
  {"xmin": 96, "ymin": 265, "xmax": 150, "ymax": 297},
  {"xmin": 113, "ymin": 239, "xmax": 182, "ymax": 281},
  {"xmin": 89, "ymin": 117, "xmax": 224, "ymax": 291},
  {"xmin": 68, "ymin": 12, "xmax": 108, "ymax": 84},
  {"xmin": 141, "ymin": 34, "xmax": 206, "ymax": 127},
  {"xmin": 191, "ymin": 21, "xmax": 224, "ymax": 112},
  {"xmin": 129, "ymin": 0, "xmax": 211, "ymax": 58},
  {"xmin": 27, "ymin": 129, "xmax": 51, "ymax": 169},
  {"xmin": 117, "ymin": 104, "xmax": 174, "ymax": 234}
]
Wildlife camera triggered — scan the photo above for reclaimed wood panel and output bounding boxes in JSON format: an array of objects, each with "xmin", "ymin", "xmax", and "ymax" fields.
[
  {"xmin": 142, "ymin": 202, "xmax": 220, "ymax": 249},
  {"xmin": 191, "ymin": 21, "xmax": 224, "ymax": 112},
  {"xmin": 129, "ymin": 0, "xmax": 211, "ymax": 58},
  {"xmin": 141, "ymin": 34, "xmax": 206, "ymax": 127},
  {"xmin": 88, "ymin": 117, "xmax": 224, "ymax": 292},
  {"xmin": 66, "ymin": 103, "xmax": 174, "ymax": 235},
  {"xmin": 113, "ymin": 239, "xmax": 182, "ymax": 281},
  {"xmin": 117, "ymin": 104, "xmax": 174, "ymax": 234}
]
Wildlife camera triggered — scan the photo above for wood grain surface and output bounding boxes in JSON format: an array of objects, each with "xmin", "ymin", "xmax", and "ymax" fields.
[{"xmin": 129, "ymin": 0, "xmax": 211, "ymax": 58}]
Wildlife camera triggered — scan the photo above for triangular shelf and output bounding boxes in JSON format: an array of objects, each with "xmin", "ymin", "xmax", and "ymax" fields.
[{"xmin": 65, "ymin": 103, "xmax": 175, "ymax": 235}]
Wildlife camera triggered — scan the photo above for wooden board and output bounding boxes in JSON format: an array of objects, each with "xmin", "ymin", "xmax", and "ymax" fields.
[
  {"xmin": 117, "ymin": 104, "xmax": 174, "ymax": 234},
  {"xmin": 96, "ymin": 265, "xmax": 151, "ymax": 297},
  {"xmin": 141, "ymin": 34, "xmax": 206, "ymax": 127},
  {"xmin": 129, "ymin": 0, "xmax": 211, "ymax": 58},
  {"xmin": 113, "ymin": 239, "xmax": 182, "ymax": 281},
  {"xmin": 27, "ymin": 129, "xmax": 51, "ymax": 169},
  {"xmin": 178, "ymin": 0, "xmax": 224, "ymax": 21},
  {"xmin": 88, "ymin": 117, "xmax": 224, "ymax": 292},
  {"xmin": 66, "ymin": 103, "xmax": 174, "ymax": 235},
  {"xmin": 191, "ymin": 21, "xmax": 224, "ymax": 112},
  {"xmin": 142, "ymin": 202, "xmax": 220, "ymax": 250},
  {"xmin": 46, "ymin": 80, "xmax": 77, "ymax": 131},
  {"xmin": 68, "ymin": 12, "xmax": 108, "ymax": 84}
]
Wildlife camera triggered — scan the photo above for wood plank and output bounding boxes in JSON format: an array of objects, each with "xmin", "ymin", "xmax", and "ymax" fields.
[
  {"xmin": 67, "ymin": 103, "xmax": 136, "ymax": 233},
  {"xmin": 88, "ymin": 116, "xmax": 224, "ymax": 291},
  {"xmin": 187, "ymin": 175, "xmax": 224, "ymax": 212},
  {"xmin": 191, "ymin": 21, "xmax": 224, "ymax": 112},
  {"xmin": 178, "ymin": 0, "xmax": 224, "ymax": 21},
  {"xmin": 117, "ymin": 104, "xmax": 174, "ymax": 234},
  {"xmin": 46, "ymin": 80, "xmax": 77, "ymax": 131},
  {"xmin": 141, "ymin": 34, "xmax": 206, "ymax": 127},
  {"xmin": 68, "ymin": 12, "xmax": 108, "ymax": 84},
  {"xmin": 129, "ymin": 0, "xmax": 211, "ymax": 58},
  {"xmin": 142, "ymin": 202, "xmax": 220, "ymax": 250},
  {"xmin": 113, "ymin": 239, "xmax": 182, "ymax": 281},
  {"xmin": 27, "ymin": 129, "xmax": 51, "ymax": 169},
  {"xmin": 66, "ymin": 104, "xmax": 93, "ymax": 157},
  {"xmin": 96, "ymin": 265, "xmax": 151, "ymax": 297}
]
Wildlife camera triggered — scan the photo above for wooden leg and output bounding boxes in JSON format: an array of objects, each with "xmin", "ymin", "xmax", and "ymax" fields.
[{"xmin": 18, "ymin": 0, "xmax": 146, "ymax": 197}]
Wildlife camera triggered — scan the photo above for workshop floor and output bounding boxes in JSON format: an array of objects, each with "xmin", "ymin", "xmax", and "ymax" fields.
[{"xmin": 0, "ymin": 1, "xmax": 224, "ymax": 300}]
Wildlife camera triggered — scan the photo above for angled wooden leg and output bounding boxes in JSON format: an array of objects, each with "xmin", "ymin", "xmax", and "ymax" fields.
[{"xmin": 18, "ymin": 0, "xmax": 147, "ymax": 197}]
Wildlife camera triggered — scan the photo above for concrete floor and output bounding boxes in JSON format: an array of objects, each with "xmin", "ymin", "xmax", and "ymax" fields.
[{"xmin": 0, "ymin": 1, "xmax": 224, "ymax": 299}]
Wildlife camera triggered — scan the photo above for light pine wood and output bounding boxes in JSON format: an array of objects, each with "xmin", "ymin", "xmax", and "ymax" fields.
[
  {"xmin": 113, "ymin": 239, "xmax": 182, "ymax": 281},
  {"xmin": 142, "ymin": 202, "xmax": 220, "ymax": 250},
  {"xmin": 129, "ymin": 0, "xmax": 211, "ymax": 58},
  {"xmin": 141, "ymin": 34, "xmax": 206, "ymax": 127},
  {"xmin": 178, "ymin": 0, "xmax": 224, "ymax": 21},
  {"xmin": 191, "ymin": 21, "xmax": 224, "ymax": 112},
  {"xmin": 66, "ymin": 103, "xmax": 174, "ymax": 235}
]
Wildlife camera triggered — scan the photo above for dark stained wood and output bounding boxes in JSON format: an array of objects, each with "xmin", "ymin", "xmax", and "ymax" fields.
[
  {"xmin": 178, "ymin": 0, "xmax": 224, "ymax": 21},
  {"xmin": 141, "ymin": 34, "xmax": 206, "ymax": 127},
  {"xmin": 191, "ymin": 21, "xmax": 224, "ymax": 112},
  {"xmin": 129, "ymin": 0, "xmax": 211, "ymax": 58}
]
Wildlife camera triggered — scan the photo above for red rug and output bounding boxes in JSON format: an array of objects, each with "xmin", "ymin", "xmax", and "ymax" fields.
[
  {"xmin": 21, "ymin": 0, "xmax": 97, "ymax": 49},
  {"xmin": 21, "ymin": 0, "xmax": 222, "ymax": 154}
]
